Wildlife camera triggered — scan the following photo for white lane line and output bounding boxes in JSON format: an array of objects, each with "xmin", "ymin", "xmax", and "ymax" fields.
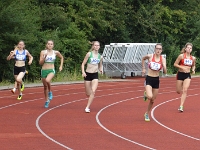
[
  {"xmin": 151, "ymin": 93, "xmax": 200, "ymax": 141},
  {"xmin": 35, "ymin": 90, "xmax": 145, "ymax": 150},
  {"xmin": 0, "ymin": 98, "xmax": 43, "ymax": 110},
  {"xmin": 95, "ymin": 90, "xmax": 200, "ymax": 149},
  {"xmin": 0, "ymin": 85, "xmax": 146, "ymax": 112},
  {"xmin": 1, "ymin": 82, "xmax": 199, "ymax": 149},
  {"xmin": 0, "ymin": 84, "xmax": 143, "ymax": 99},
  {"xmin": 0, "ymin": 80, "xmax": 142, "ymax": 95},
  {"xmin": 96, "ymin": 96, "xmax": 156, "ymax": 150},
  {"xmin": 1, "ymin": 88, "xmax": 128, "ymax": 149},
  {"xmin": 2, "ymin": 89, "xmax": 192, "ymax": 149},
  {"xmin": 36, "ymin": 98, "xmax": 87, "ymax": 150},
  {"xmin": 1, "ymin": 80, "xmax": 199, "ymax": 98}
]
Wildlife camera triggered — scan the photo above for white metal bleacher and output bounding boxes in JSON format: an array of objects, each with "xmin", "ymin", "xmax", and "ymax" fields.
[{"xmin": 102, "ymin": 43, "xmax": 159, "ymax": 79}]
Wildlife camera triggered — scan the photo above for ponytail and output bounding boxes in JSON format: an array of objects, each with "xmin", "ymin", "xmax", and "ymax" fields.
[{"xmin": 14, "ymin": 45, "xmax": 18, "ymax": 51}]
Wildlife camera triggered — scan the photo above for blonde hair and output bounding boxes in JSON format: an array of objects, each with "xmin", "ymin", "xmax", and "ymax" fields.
[
  {"xmin": 89, "ymin": 41, "xmax": 100, "ymax": 51},
  {"xmin": 14, "ymin": 45, "xmax": 19, "ymax": 51},
  {"xmin": 180, "ymin": 42, "xmax": 193, "ymax": 54}
]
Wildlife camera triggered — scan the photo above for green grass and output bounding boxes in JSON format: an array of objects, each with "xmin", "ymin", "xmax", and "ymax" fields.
[
  {"xmin": 0, "ymin": 80, "xmax": 13, "ymax": 86},
  {"xmin": 0, "ymin": 71, "xmax": 111, "ymax": 86},
  {"xmin": 53, "ymin": 71, "xmax": 111, "ymax": 82},
  {"xmin": 193, "ymin": 72, "xmax": 200, "ymax": 75},
  {"xmin": 1, "ymin": 71, "xmax": 199, "ymax": 87}
]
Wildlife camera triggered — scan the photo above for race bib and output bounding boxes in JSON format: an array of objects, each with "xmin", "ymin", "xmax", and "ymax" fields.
[
  {"xmin": 46, "ymin": 56, "xmax": 53, "ymax": 61},
  {"xmin": 16, "ymin": 54, "xmax": 25, "ymax": 61},
  {"xmin": 183, "ymin": 59, "xmax": 193, "ymax": 66},
  {"xmin": 149, "ymin": 62, "xmax": 161, "ymax": 71},
  {"xmin": 90, "ymin": 58, "xmax": 100, "ymax": 64}
]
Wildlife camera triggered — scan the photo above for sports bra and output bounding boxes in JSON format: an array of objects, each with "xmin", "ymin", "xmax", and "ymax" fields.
[
  {"xmin": 148, "ymin": 54, "xmax": 163, "ymax": 71},
  {"xmin": 87, "ymin": 52, "xmax": 101, "ymax": 64},
  {"xmin": 15, "ymin": 50, "xmax": 26, "ymax": 61},
  {"xmin": 44, "ymin": 50, "xmax": 56, "ymax": 63},
  {"xmin": 179, "ymin": 53, "xmax": 193, "ymax": 67}
]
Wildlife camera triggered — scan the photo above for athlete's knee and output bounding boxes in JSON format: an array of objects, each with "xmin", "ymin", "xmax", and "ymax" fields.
[
  {"xmin": 45, "ymin": 78, "xmax": 51, "ymax": 83},
  {"xmin": 88, "ymin": 90, "xmax": 95, "ymax": 97},
  {"xmin": 86, "ymin": 91, "xmax": 93, "ymax": 97},
  {"xmin": 147, "ymin": 95, "xmax": 153, "ymax": 100},
  {"xmin": 86, "ymin": 93, "xmax": 90, "ymax": 97},
  {"xmin": 182, "ymin": 88, "xmax": 188, "ymax": 94},
  {"xmin": 16, "ymin": 82, "xmax": 20, "ymax": 87},
  {"xmin": 91, "ymin": 89, "xmax": 97, "ymax": 96},
  {"xmin": 92, "ymin": 90, "xmax": 96, "ymax": 95},
  {"xmin": 176, "ymin": 88, "xmax": 181, "ymax": 94},
  {"xmin": 43, "ymin": 85, "xmax": 48, "ymax": 90},
  {"xmin": 16, "ymin": 78, "xmax": 22, "ymax": 83},
  {"xmin": 176, "ymin": 90, "xmax": 181, "ymax": 94},
  {"xmin": 150, "ymin": 99, "xmax": 155, "ymax": 104}
]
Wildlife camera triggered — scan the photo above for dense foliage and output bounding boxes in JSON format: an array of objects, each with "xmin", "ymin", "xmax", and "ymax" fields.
[{"xmin": 0, "ymin": 0, "xmax": 200, "ymax": 82}]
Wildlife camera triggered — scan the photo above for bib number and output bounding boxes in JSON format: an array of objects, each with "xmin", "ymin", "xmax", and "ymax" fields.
[
  {"xmin": 46, "ymin": 56, "xmax": 53, "ymax": 61},
  {"xmin": 90, "ymin": 58, "xmax": 100, "ymax": 64},
  {"xmin": 183, "ymin": 59, "xmax": 193, "ymax": 66},
  {"xmin": 149, "ymin": 62, "xmax": 161, "ymax": 71},
  {"xmin": 16, "ymin": 54, "xmax": 25, "ymax": 61}
]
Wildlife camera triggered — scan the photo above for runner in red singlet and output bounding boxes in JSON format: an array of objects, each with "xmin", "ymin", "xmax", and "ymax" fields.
[
  {"xmin": 141, "ymin": 43, "xmax": 167, "ymax": 121},
  {"xmin": 174, "ymin": 42, "xmax": 196, "ymax": 112}
]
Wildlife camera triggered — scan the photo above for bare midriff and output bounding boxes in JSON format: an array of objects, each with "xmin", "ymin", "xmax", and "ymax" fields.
[
  {"xmin": 86, "ymin": 63, "xmax": 98, "ymax": 73},
  {"xmin": 42, "ymin": 63, "xmax": 55, "ymax": 70},
  {"xmin": 178, "ymin": 66, "xmax": 191, "ymax": 73},
  {"xmin": 15, "ymin": 61, "xmax": 25, "ymax": 67},
  {"xmin": 148, "ymin": 69, "xmax": 160, "ymax": 77}
]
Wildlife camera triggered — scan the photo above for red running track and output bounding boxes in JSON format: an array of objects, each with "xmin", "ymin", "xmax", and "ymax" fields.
[{"xmin": 0, "ymin": 76, "xmax": 200, "ymax": 150}]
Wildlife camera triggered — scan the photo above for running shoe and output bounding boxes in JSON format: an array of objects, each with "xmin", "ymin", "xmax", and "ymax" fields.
[
  {"xmin": 178, "ymin": 106, "xmax": 184, "ymax": 112},
  {"xmin": 48, "ymin": 91, "xmax": 53, "ymax": 100},
  {"xmin": 11, "ymin": 88, "xmax": 16, "ymax": 94},
  {"xmin": 143, "ymin": 91, "xmax": 148, "ymax": 102},
  {"xmin": 21, "ymin": 82, "xmax": 25, "ymax": 92},
  {"xmin": 85, "ymin": 108, "xmax": 90, "ymax": 113},
  {"xmin": 17, "ymin": 95, "xmax": 22, "ymax": 100},
  {"xmin": 144, "ymin": 113, "xmax": 150, "ymax": 121},
  {"xmin": 44, "ymin": 100, "xmax": 50, "ymax": 108}
]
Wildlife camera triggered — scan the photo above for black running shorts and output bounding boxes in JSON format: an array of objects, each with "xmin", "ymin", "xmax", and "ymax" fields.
[
  {"xmin": 176, "ymin": 72, "xmax": 191, "ymax": 81},
  {"xmin": 84, "ymin": 72, "xmax": 98, "ymax": 81},
  {"xmin": 13, "ymin": 66, "xmax": 26, "ymax": 75},
  {"xmin": 144, "ymin": 75, "xmax": 160, "ymax": 89}
]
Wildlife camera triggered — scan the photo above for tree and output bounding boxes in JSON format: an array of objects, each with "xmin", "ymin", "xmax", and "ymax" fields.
[{"xmin": 0, "ymin": 0, "xmax": 41, "ymax": 81}]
